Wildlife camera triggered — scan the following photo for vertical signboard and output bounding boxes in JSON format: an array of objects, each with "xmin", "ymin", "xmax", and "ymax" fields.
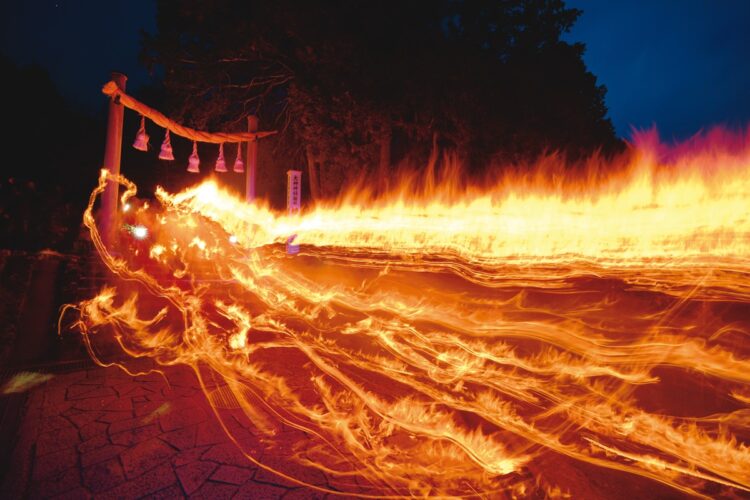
[
  {"xmin": 286, "ymin": 170, "xmax": 302, "ymax": 254},
  {"xmin": 287, "ymin": 170, "xmax": 302, "ymax": 214}
]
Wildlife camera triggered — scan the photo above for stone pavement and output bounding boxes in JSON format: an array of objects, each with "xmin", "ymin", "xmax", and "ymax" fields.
[{"xmin": 1, "ymin": 364, "xmax": 338, "ymax": 499}]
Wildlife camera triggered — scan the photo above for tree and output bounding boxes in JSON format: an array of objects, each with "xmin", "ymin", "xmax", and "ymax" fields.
[
  {"xmin": 142, "ymin": 0, "xmax": 621, "ymax": 201},
  {"xmin": 0, "ymin": 55, "xmax": 99, "ymax": 250}
]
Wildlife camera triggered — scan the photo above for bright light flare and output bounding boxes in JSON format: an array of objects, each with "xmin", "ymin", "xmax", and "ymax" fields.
[{"xmin": 131, "ymin": 224, "xmax": 148, "ymax": 239}]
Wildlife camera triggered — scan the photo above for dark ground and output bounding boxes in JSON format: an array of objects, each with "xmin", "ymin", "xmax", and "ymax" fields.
[
  {"xmin": 0, "ymin": 363, "xmax": 335, "ymax": 499},
  {"xmin": 0, "ymin": 250, "xmax": 333, "ymax": 498}
]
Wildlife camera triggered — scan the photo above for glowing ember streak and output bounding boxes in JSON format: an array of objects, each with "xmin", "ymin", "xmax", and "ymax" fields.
[
  {"xmin": 2, "ymin": 372, "xmax": 54, "ymax": 394},
  {"xmin": 67, "ymin": 128, "xmax": 750, "ymax": 497}
]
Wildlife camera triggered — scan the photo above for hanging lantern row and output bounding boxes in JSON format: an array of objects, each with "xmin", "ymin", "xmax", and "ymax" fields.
[{"xmin": 132, "ymin": 114, "xmax": 245, "ymax": 174}]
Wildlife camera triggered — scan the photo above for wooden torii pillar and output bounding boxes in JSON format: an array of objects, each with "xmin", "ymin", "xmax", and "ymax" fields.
[
  {"xmin": 101, "ymin": 72, "xmax": 127, "ymax": 247},
  {"xmin": 245, "ymin": 116, "xmax": 258, "ymax": 202}
]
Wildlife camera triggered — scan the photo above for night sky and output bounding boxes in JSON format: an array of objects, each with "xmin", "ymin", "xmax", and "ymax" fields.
[
  {"xmin": 0, "ymin": 0, "xmax": 156, "ymax": 114},
  {"xmin": 1, "ymin": 1, "xmax": 749, "ymax": 140},
  {"xmin": 564, "ymin": 0, "xmax": 750, "ymax": 139}
]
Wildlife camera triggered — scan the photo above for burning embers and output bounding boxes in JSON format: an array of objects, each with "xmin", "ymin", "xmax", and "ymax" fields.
[{"xmin": 67, "ymin": 128, "xmax": 750, "ymax": 496}]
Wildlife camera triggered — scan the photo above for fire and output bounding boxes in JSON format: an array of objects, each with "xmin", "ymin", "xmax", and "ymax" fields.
[
  {"xmin": 167, "ymin": 129, "xmax": 750, "ymax": 267},
  {"xmin": 67, "ymin": 127, "xmax": 750, "ymax": 497}
]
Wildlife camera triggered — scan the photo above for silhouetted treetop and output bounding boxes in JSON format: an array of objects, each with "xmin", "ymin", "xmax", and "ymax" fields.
[{"xmin": 143, "ymin": 0, "xmax": 620, "ymax": 197}]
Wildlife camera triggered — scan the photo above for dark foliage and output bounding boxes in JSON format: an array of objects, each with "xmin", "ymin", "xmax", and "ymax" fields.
[
  {"xmin": 142, "ymin": 0, "xmax": 622, "ymax": 199},
  {"xmin": 0, "ymin": 57, "xmax": 183, "ymax": 251},
  {"xmin": 0, "ymin": 56, "xmax": 101, "ymax": 251}
]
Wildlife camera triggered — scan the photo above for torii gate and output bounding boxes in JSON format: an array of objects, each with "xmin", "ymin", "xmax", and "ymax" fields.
[{"xmin": 99, "ymin": 72, "xmax": 277, "ymax": 245}]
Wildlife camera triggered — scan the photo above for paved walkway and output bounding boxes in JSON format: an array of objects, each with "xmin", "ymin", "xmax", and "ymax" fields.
[{"xmin": 1, "ymin": 364, "xmax": 334, "ymax": 499}]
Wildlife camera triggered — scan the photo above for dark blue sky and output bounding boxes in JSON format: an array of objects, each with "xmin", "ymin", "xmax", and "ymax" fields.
[
  {"xmin": 0, "ymin": 0, "xmax": 156, "ymax": 113},
  {"xmin": 564, "ymin": 0, "xmax": 750, "ymax": 139},
  {"xmin": 1, "ymin": 1, "xmax": 749, "ymax": 140}
]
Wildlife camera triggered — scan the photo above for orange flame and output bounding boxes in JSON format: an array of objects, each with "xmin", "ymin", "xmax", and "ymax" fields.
[{"xmin": 67, "ymin": 127, "xmax": 750, "ymax": 497}]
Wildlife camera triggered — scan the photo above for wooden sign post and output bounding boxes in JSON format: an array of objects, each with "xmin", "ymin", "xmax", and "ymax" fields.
[{"xmin": 286, "ymin": 169, "xmax": 302, "ymax": 254}]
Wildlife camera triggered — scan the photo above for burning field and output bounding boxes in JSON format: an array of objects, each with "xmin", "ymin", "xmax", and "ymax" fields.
[{"xmin": 68, "ymin": 129, "xmax": 750, "ymax": 497}]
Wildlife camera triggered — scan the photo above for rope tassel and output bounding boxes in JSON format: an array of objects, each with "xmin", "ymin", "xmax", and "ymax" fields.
[
  {"xmin": 158, "ymin": 129, "xmax": 174, "ymax": 160},
  {"xmin": 133, "ymin": 116, "xmax": 149, "ymax": 151},
  {"xmin": 187, "ymin": 142, "xmax": 200, "ymax": 173},
  {"xmin": 215, "ymin": 143, "xmax": 227, "ymax": 172},
  {"xmin": 233, "ymin": 143, "xmax": 244, "ymax": 172}
]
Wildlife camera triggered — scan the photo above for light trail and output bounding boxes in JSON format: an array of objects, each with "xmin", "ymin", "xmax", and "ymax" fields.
[{"xmin": 68, "ymin": 127, "xmax": 750, "ymax": 497}]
